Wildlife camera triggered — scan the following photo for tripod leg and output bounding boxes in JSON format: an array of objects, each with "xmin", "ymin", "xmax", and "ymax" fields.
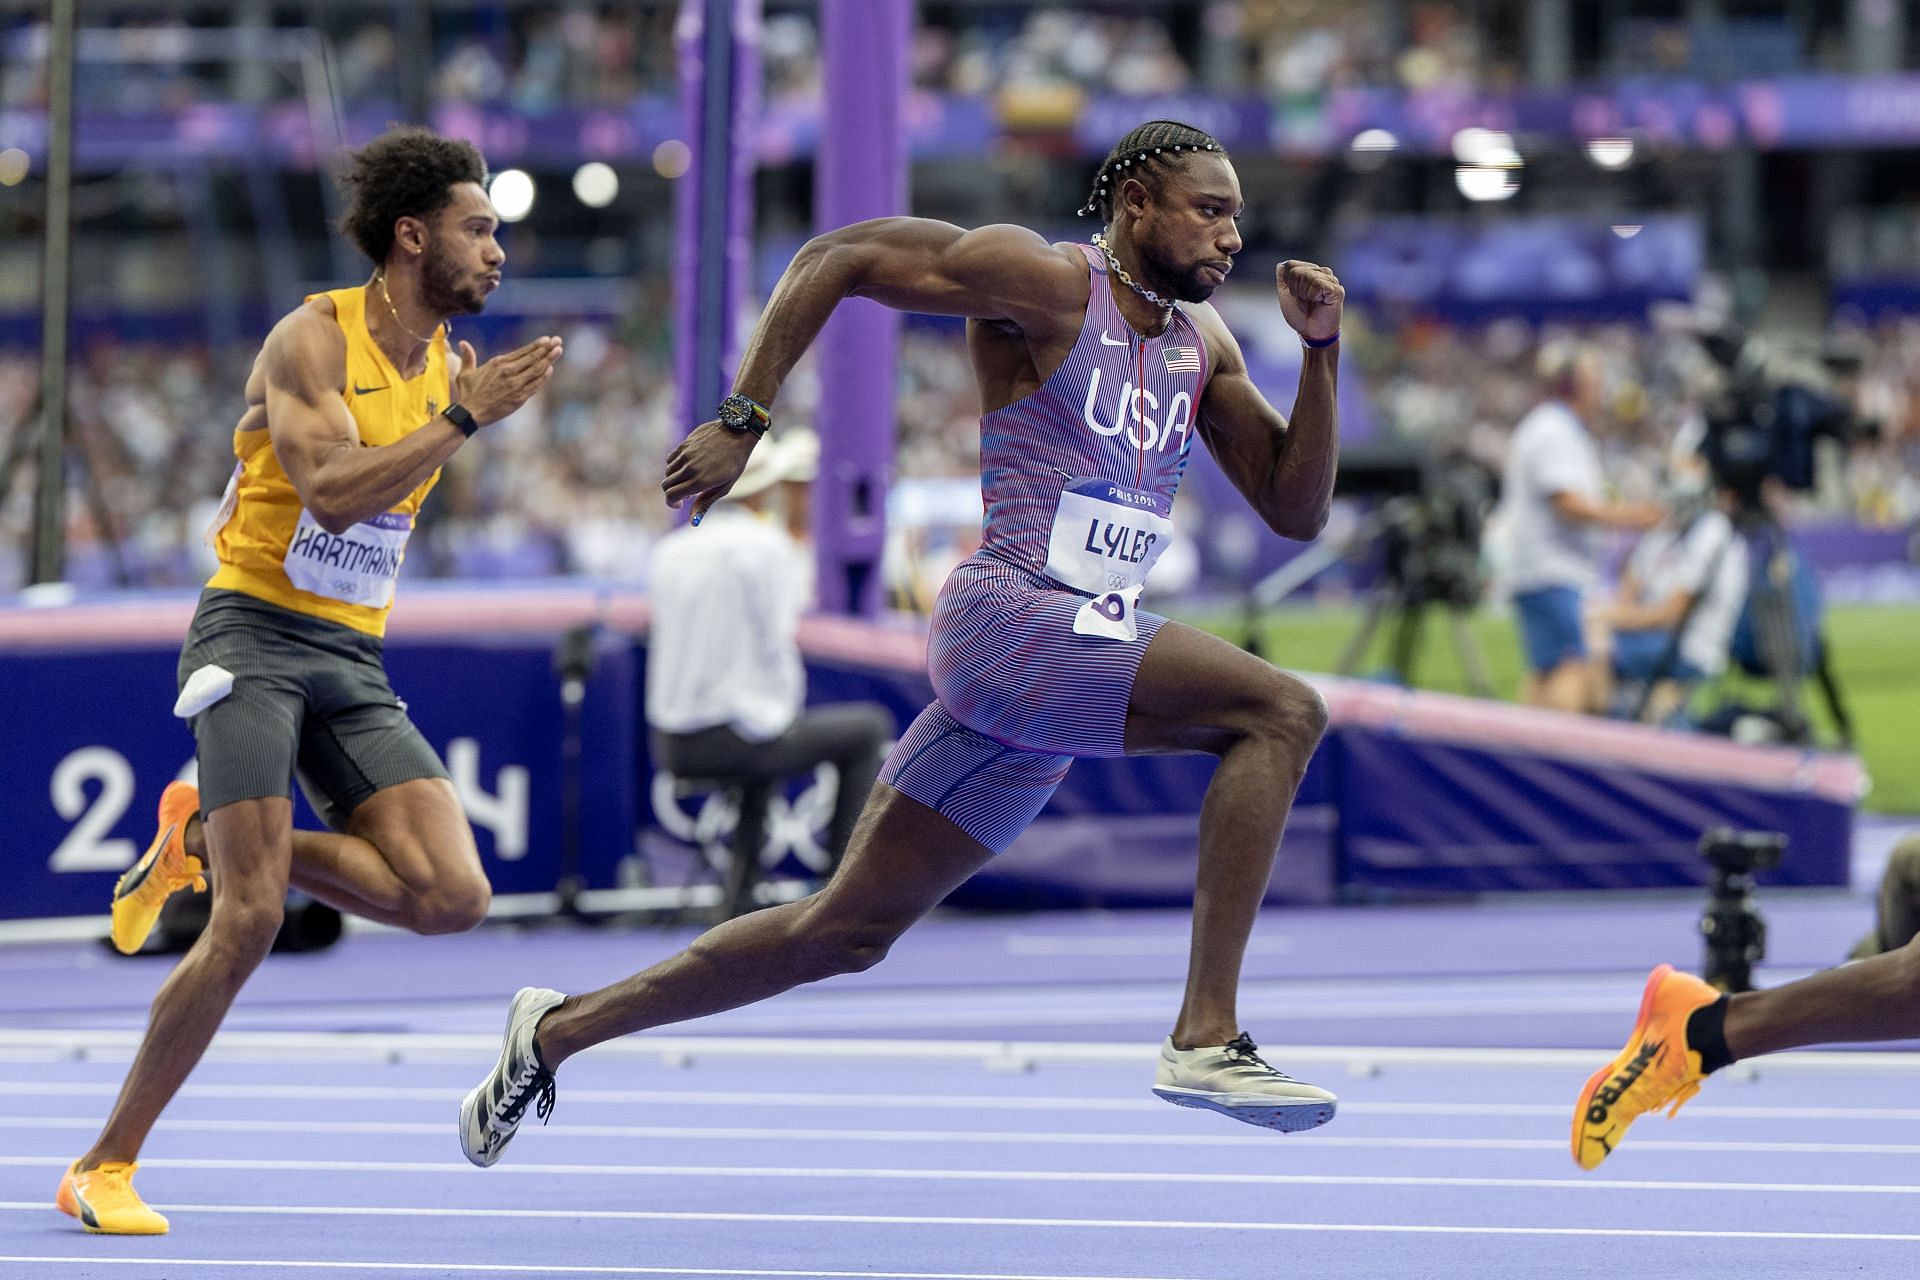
[
  {"xmin": 1812, "ymin": 637, "xmax": 1856, "ymax": 750},
  {"xmin": 1388, "ymin": 596, "xmax": 1427, "ymax": 687},
  {"xmin": 1447, "ymin": 605, "xmax": 1494, "ymax": 698},
  {"xmin": 1336, "ymin": 592, "xmax": 1393, "ymax": 677}
]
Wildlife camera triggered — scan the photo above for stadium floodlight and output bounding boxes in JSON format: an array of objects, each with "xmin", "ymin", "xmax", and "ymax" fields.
[
  {"xmin": 1587, "ymin": 137, "xmax": 1636, "ymax": 170},
  {"xmin": 1347, "ymin": 128, "xmax": 1399, "ymax": 173},
  {"xmin": 1455, "ymin": 164, "xmax": 1520, "ymax": 202},
  {"xmin": 490, "ymin": 169, "xmax": 536, "ymax": 223},
  {"xmin": 1450, "ymin": 127, "xmax": 1519, "ymax": 168},
  {"xmin": 572, "ymin": 162, "xmax": 620, "ymax": 209}
]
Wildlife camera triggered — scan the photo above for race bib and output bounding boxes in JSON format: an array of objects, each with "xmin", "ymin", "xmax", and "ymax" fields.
[
  {"xmin": 203, "ymin": 463, "xmax": 242, "ymax": 547},
  {"xmin": 1073, "ymin": 585, "xmax": 1144, "ymax": 643},
  {"xmin": 283, "ymin": 508, "xmax": 412, "ymax": 608},
  {"xmin": 1044, "ymin": 476, "xmax": 1175, "ymax": 596}
]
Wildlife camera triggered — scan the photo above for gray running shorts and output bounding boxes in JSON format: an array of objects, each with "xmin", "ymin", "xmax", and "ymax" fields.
[{"xmin": 177, "ymin": 588, "xmax": 449, "ymax": 829}]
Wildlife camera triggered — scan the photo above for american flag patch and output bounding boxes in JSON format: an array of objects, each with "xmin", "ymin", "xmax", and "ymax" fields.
[{"xmin": 1163, "ymin": 346, "xmax": 1201, "ymax": 374}]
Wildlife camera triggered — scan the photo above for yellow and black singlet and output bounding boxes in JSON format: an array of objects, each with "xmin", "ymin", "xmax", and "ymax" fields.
[{"xmin": 207, "ymin": 286, "xmax": 449, "ymax": 637}]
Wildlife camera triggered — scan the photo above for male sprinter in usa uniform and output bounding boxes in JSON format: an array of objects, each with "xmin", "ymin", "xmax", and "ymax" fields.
[
  {"xmin": 58, "ymin": 127, "xmax": 561, "ymax": 1234},
  {"xmin": 463, "ymin": 120, "xmax": 1341, "ymax": 1164}
]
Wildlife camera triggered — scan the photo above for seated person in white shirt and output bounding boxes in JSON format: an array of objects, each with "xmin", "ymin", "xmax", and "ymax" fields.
[
  {"xmin": 1587, "ymin": 473, "xmax": 1749, "ymax": 722},
  {"xmin": 645, "ymin": 431, "xmax": 893, "ymax": 883}
]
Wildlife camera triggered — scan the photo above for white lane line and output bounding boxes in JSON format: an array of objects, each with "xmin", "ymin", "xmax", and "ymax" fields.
[
  {"xmin": 14, "ymin": 1085, "xmax": 1920, "ymax": 1124},
  {"xmin": 20, "ymin": 1120, "xmax": 1920, "ymax": 1156},
  {"xmin": 0, "ymin": 1260, "xmax": 1207, "ymax": 1280},
  {"xmin": 6, "ymin": 1030, "xmax": 1918, "ymax": 1076},
  {"xmin": 11, "ymin": 1146, "xmax": 1920, "ymax": 1198},
  {"xmin": 4, "ymin": 1208, "xmax": 1920, "ymax": 1243}
]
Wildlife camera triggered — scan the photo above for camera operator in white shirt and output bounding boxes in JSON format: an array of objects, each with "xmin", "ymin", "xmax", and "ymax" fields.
[{"xmin": 1501, "ymin": 340, "xmax": 1665, "ymax": 713}]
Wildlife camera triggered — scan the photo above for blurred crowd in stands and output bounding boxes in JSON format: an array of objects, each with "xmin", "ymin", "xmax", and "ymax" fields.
[
  {"xmin": 6, "ymin": 296, "xmax": 1919, "ymax": 596},
  {"xmin": 10, "ymin": 0, "xmax": 1869, "ymax": 115}
]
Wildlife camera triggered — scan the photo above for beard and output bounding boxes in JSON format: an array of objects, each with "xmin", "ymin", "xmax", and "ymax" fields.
[
  {"xmin": 1135, "ymin": 236, "xmax": 1218, "ymax": 304},
  {"xmin": 419, "ymin": 240, "xmax": 489, "ymax": 317}
]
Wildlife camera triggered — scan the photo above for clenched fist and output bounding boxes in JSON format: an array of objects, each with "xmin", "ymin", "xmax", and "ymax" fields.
[{"xmin": 1276, "ymin": 261, "xmax": 1343, "ymax": 344}]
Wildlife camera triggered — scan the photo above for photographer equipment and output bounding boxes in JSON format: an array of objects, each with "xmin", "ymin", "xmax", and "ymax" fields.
[
  {"xmin": 552, "ymin": 623, "xmax": 599, "ymax": 921},
  {"xmin": 1243, "ymin": 446, "xmax": 1495, "ymax": 694},
  {"xmin": 1688, "ymin": 330, "xmax": 1862, "ymax": 747},
  {"xmin": 1698, "ymin": 827, "xmax": 1785, "ymax": 993}
]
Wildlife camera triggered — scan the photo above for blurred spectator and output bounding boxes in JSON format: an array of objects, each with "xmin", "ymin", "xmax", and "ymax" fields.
[
  {"xmin": 1587, "ymin": 471, "xmax": 1750, "ymax": 723},
  {"xmin": 645, "ymin": 431, "xmax": 892, "ymax": 893},
  {"xmin": 1497, "ymin": 339, "xmax": 1664, "ymax": 713}
]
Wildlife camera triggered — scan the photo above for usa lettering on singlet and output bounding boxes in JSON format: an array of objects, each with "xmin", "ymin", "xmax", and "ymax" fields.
[{"xmin": 977, "ymin": 243, "xmax": 1207, "ymax": 640}]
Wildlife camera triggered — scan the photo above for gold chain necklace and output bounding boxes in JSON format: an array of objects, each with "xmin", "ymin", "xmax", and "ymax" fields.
[
  {"xmin": 373, "ymin": 271, "xmax": 439, "ymax": 346},
  {"xmin": 1091, "ymin": 232, "xmax": 1173, "ymax": 326}
]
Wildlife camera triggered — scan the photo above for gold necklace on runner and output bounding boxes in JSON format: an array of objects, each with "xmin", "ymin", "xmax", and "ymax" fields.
[
  {"xmin": 373, "ymin": 271, "xmax": 440, "ymax": 346},
  {"xmin": 1091, "ymin": 232, "xmax": 1173, "ymax": 329}
]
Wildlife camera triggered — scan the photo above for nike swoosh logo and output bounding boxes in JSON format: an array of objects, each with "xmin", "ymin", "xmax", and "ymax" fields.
[
  {"xmin": 353, "ymin": 383, "xmax": 386, "ymax": 395},
  {"xmin": 1099, "ymin": 332, "xmax": 1128, "ymax": 346}
]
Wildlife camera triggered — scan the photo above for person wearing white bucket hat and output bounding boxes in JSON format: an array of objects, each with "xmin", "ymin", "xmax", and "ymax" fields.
[{"xmin": 639, "ymin": 428, "xmax": 891, "ymax": 911}]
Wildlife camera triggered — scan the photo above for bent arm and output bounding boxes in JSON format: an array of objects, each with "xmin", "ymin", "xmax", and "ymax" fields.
[
  {"xmin": 264, "ymin": 307, "xmax": 465, "ymax": 534},
  {"xmin": 1550, "ymin": 489, "xmax": 1660, "ymax": 531},
  {"xmin": 729, "ymin": 218, "xmax": 1079, "ymax": 410},
  {"xmin": 1193, "ymin": 314, "xmax": 1338, "ymax": 542},
  {"xmin": 1608, "ymin": 588, "xmax": 1694, "ymax": 632}
]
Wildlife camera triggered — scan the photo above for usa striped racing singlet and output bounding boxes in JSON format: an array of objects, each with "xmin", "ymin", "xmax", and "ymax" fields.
[{"xmin": 879, "ymin": 242, "xmax": 1210, "ymax": 852}]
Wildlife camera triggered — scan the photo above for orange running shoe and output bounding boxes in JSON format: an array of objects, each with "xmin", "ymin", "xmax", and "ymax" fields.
[
  {"xmin": 110, "ymin": 780, "xmax": 205, "ymax": 955},
  {"xmin": 1571, "ymin": 963, "xmax": 1719, "ymax": 1170},
  {"xmin": 55, "ymin": 1159, "xmax": 169, "ymax": 1234}
]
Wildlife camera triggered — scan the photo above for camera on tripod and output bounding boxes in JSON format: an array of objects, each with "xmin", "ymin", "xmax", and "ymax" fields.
[
  {"xmin": 1698, "ymin": 826, "xmax": 1785, "ymax": 994},
  {"xmin": 1697, "ymin": 327, "xmax": 1876, "ymax": 508}
]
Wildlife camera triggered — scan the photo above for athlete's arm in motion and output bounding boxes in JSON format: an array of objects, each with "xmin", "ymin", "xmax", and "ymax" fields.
[
  {"xmin": 663, "ymin": 217, "xmax": 1083, "ymax": 518},
  {"xmin": 1189, "ymin": 261, "xmax": 1344, "ymax": 542},
  {"xmin": 261, "ymin": 305, "xmax": 561, "ymax": 534}
]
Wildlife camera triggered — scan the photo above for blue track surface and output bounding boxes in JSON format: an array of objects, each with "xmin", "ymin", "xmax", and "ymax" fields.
[{"xmin": 4, "ymin": 900, "xmax": 1919, "ymax": 1278}]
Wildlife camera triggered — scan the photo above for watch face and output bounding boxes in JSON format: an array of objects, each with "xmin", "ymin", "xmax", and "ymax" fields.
[{"xmin": 718, "ymin": 397, "xmax": 749, "ymax": 429}]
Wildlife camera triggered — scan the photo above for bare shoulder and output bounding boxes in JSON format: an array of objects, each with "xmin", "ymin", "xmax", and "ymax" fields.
[
  {"xmin": 947, "ymin": 223, "xmax": 1087, "ymax": 295},
  {"xmin": 263, "ymin": 298, "xmax": 346, "ymax": 393}
]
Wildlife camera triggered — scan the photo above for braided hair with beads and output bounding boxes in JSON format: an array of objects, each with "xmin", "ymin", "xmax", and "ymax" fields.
[{"xmin": 1078, "ymin": 120, "xmax": 1228, "ymax": 223}]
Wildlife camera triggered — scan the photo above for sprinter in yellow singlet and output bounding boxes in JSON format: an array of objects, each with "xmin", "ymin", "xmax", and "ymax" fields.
[{"xmin": 55, "ymin": 127, "xmax": 562, "ymax": 1236}]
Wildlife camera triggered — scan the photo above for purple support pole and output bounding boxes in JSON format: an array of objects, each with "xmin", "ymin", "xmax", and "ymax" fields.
[
  {"xmin": 673, "ymin": 0, "xmax": 761, "ymax": 439},
  {"xmin": 812, "ymin": 0, "xmax": 909, "ymax": 617}
]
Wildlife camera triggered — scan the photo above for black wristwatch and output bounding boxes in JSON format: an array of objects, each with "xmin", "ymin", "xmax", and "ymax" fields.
[
  {"xmin": 443, "ymin": 402, "xmax": 479, "ymax": 438},
  {"xmin": 716, "ymin": 393, "xmax": 771, "ymax": 437}
]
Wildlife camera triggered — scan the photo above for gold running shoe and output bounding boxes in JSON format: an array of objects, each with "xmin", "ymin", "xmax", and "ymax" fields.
[
  {"xmin": 55, "ymin": 1160, "xmax": 169, "ymax": 1234},
  {"xmin": 110, "ymin": 780, "xmax": 206, "ymax": 955},
  {"xmin": 1571, "ymin": 963, "xmax": 1719, "ymax": 1170}
]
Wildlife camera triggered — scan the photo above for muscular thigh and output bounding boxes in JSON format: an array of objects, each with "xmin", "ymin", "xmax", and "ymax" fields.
[
  {"xmin": 180, "ymin": 600, "xmax": 306, "ymax": 812},
  {"xmin": 295, "ymin": 656, "xmax": 450, "ymax": 833},
  {"xmin": 809, "ymin": 783, "xmax": 997, "ymax": 929},
  {"xmin": 1124, "ymin": 618, "xmax": 1326, "ymax": 756},
  {"xmin": 342, "ymin": 776, "xmax": 481, "ymax": 893}
]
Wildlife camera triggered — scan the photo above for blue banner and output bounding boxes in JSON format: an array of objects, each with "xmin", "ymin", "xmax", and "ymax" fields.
[{"xmin": 0, "ymin": 606, "xmax": 1855, "ymax": 922}]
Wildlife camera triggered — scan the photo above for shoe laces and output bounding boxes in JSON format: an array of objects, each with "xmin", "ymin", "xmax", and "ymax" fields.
[
  {"xmin": 1663, "ymin": 1078, "xmax": 1702, "ymax": 1119},
  {"xmin": 1223, "ymin": 1033, "xmax": 1295, "ymax": 1080},
  {"xmin": 494, "ymin": 1059, "xmax": 556, "ymax": 1130},
  {"xmin": 80, "ymin": 1161, "xmax": 140, "ymax": 1199}
]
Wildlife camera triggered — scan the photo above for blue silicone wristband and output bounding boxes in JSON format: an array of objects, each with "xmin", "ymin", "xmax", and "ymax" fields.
[{"xmin": 1301, "ymin": 331, "xmax": 1341, "ymax": 349}]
